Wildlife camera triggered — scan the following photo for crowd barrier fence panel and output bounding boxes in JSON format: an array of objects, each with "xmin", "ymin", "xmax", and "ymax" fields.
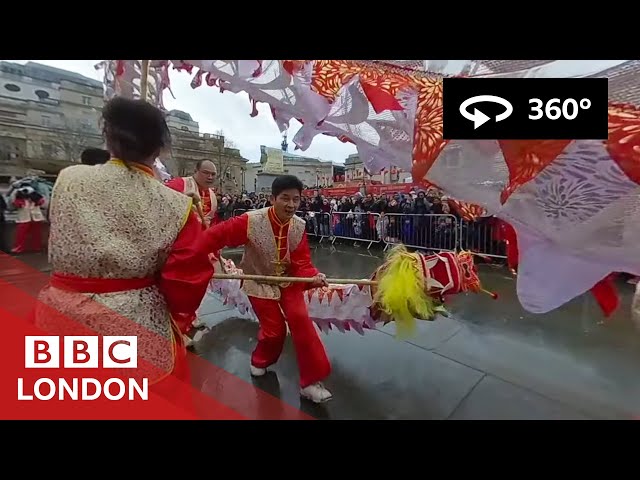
[
  {"xmin": 458, "ymin": 219, "xmax": 507, "ymax": 259},
  {"xmin": 232, "ymin": 208, "xmax": 507, "ymax": 259},
  {"xmin": 328, "ymin": 211, "xmax": 383, "ymax": 249},
  {"xmin": 295, "ymin": 211, "xmax": 332, "ymax": 242},
  {"xmin": 382, "ymin": 213, "xmax": 459, "ymax": 253}
]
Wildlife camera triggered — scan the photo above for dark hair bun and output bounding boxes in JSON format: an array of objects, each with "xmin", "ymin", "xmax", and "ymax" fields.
[{"xmin": 102, "ymin": 97, "xmax": 171, "ymax": 163}]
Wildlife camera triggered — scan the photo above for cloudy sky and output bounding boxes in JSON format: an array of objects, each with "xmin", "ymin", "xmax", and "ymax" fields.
[{"xmin": 8, "ymin": 60, "xmax": 627, "ymax": 165}]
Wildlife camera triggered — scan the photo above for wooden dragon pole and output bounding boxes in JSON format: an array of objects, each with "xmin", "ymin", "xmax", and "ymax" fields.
[{"xmin": 212, "ymin": 273, "xmax": 378, "ymax": 286}]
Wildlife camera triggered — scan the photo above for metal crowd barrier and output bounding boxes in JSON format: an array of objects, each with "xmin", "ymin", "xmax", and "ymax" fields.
[
  {"xmin": 231, "ymin": 208, "xmax": 332, "ymax": 242},
  {"xmin": 326, "ymin": 211, "xmax": 382, "ymax": 249},
  {"xmin": 382, "ymin": 213, "xmax": 459, "ymax": 253},
  {"xmin": 216, "ymin": 210, "xmax": 230, "ymax": 221},
  {"xmin": 295, "ymin": 211, "xmax": 331, "ymax": 241},
  {"xmin": 459, "ymin": 218, "xmax": 507, "ymax": 259},
  {"xmin": 229, "ymin": 206, "xmax": 507, "ymax": 258}
]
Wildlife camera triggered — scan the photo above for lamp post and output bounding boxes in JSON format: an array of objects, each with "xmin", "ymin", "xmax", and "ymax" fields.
[
  {"xmin": 223, "ymin": 166, "xmax": 231, "ymax": 193},
  {"xmin": 140, "ymin": 60, "xmax": 150, "ymax": 102},
  {"xmin": 218, "ymin": 144, "xmax": 224, "ymax": 191}
]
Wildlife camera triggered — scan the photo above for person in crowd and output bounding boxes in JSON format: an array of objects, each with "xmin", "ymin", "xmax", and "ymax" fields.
[{"xmin": 9, "ymin": 184, "xmax": 46, "ymax": 254}]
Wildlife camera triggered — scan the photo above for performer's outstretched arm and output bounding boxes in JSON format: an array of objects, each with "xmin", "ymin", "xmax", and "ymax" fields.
[
  {"xmin": 195, "ymin": 213, "xmax": 249, "ymax": 255},
  {"xmin": 159, "ymin": 211, "xmax": 215, "ymax": 330}
]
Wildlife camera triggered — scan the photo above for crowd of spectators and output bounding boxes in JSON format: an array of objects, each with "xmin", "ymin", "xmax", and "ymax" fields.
[{"xmin": 215, "ymin": 189, "xmax": 474, "ymax": 252}]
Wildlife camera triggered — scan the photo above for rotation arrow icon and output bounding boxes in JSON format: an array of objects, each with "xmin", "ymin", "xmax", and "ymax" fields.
[
  {"xmin": 468, "ymin": 108, "xmax": 491, "ymax": 129},
  {"xmin": 459, "ymin": 95, "xmax": 513, "ymax": 129}
]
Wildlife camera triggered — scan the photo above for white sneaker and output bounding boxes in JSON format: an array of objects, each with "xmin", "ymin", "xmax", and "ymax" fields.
[
  {"xmin": 192, "ymin": 316, "xmax": 206, "ymax": 328},
  {"xmin": 182, "ymin": 329, "xmax": 207, "ymax": 348},
  {"xmin": 250, "ymin": 364, "xmax": 267, "ymax": 377},
  {"xmin": 192, "ymin": 329, "xmax": 207, "ymax": 343},
  {"xmin": 300, "ymin": 382, "xmax": 332, "ymax": 403}
]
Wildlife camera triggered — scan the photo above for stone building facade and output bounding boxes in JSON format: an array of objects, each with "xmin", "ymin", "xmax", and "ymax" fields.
[
  {"xmin": 244, "ymin": 145, "xmax": 335, "ymax": 194},
  {"xmin": 343, "ymin": 153, "xmax": 411, "ymax": 185},
  {"xmin": 0, "ymin": 63, "xmax": 248, "ymax": 195},
  {"xmin": 0, "ymin": 61, "xmax": 104, "ymax": 182},
  {"xmin": 343, "ymin": 148, "xmax": 463, "ymax": 185}
]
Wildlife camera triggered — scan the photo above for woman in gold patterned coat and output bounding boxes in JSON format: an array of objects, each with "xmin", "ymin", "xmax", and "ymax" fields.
[{"xmin": 35, "ymin": 97, "xmax": 214, "ymax": 393}]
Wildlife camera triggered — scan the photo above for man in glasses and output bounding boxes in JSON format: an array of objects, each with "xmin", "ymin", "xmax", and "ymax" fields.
[
  {"xmin": 166, "ymin": 160, "xmax": 218, "ymax": 228},
  {"xmin": 165, "ymin": 160, "xmax": 220, "ymax": 346}
]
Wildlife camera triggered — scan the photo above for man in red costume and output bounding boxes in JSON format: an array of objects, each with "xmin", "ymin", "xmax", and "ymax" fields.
[
  {"xmin": 165, "ymin": 160, "xmax": 218, "ymax": 228},
  {"xmin": 165, "ymin": 159, "xmax": 220, "ymax": 341},
  {"xmin": 195, "ymin": 175, "xmax": 333, "ymax": 403}
]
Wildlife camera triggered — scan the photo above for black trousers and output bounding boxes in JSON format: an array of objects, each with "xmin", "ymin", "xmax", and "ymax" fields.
[{"xmin": 0, "ymin": 220, "xmax": 8, "ymax": 253}]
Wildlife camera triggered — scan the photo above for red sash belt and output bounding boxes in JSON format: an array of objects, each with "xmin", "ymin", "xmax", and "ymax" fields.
[{"xmin": 50, "ymin": 272, "xmax": 156, "ymax": 294}]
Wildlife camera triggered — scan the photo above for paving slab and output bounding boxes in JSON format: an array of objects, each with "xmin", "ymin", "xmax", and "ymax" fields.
[
  {"xmin": 434, "ymin": 324, "xmax": 640, "ymax": 419},
  {"xmin": 448, "ymin": 374, "xmax": 592, "ymax": 420}
]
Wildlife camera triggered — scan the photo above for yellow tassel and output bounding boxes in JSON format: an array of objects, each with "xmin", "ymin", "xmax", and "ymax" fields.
[{"xmin": 372, "ymin": 245, "xmax": 438, "ymax": 339}]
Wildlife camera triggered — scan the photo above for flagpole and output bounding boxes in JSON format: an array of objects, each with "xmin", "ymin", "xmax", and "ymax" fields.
[{"xmin": 140, "ymin": 60, "xmax": 150, "ymax": 102}]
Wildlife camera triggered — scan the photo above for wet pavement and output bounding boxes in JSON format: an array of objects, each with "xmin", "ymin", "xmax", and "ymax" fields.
[
  {"xmin": 0, "ymin": 252, "xmax": 51, "ymax": 294},
  {"xmin": 6, "ymin": 247, "xmax": 640, "ymax": 419},
  {"xmin": 0, "ymin": 252, "xmax": 51, "ymax": 273},
  {"xmin": 195, "ymin": 242, "xmax": 640, "ymax": 420}
]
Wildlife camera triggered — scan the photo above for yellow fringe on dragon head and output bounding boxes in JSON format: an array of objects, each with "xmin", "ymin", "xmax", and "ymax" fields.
[{"xmin": 371, "ymin": 245, "xmax": 496, "ymax": 340}]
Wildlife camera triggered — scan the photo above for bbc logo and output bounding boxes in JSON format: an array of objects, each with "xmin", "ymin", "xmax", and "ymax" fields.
[{"xmin": 25, "ymin": 336, "xmax": 138, "ymax": 369}]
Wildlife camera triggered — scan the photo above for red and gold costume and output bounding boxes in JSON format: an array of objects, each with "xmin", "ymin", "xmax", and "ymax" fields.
[
  {"xmin": 11, "ymin": 196, "xmax": 46, "ymax": 254},
  {"xmin": 198, "ymin": 207, "xmax": 330, "ymax": 388},
  {"xmin": 165, "ymin": 176, "xmax": 218, "ymax": 227},
  {"xmin": 165, "ymin": 176, "xmax": 221, "ymax": 331},
  {"xmin": 35, "ymin": 159, "xmax": 214, "ymax": 392}
]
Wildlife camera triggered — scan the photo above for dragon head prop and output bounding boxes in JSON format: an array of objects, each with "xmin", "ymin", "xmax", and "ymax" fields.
[{"xmin": 371, "ymin": 246, "xmax": 496, "ymax": 338}]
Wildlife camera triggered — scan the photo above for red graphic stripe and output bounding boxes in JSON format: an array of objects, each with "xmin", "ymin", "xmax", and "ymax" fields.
[{"xmin": 0, "ymin": 253, "xmax": 314, "ymax": 420}]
